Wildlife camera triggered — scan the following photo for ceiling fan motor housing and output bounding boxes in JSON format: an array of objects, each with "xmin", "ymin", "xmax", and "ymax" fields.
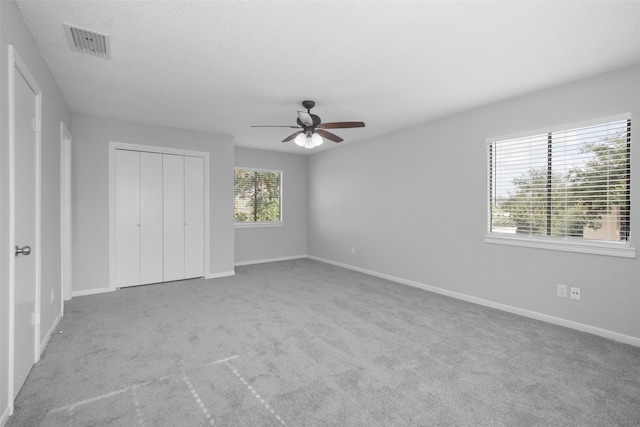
[{"xmin": 296, "ymin": 114, "xmax": 322, "ymax": 129}]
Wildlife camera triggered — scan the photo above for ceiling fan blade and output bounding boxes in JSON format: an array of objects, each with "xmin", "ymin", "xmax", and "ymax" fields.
[
  {"xmin": 251, "ymin": 125, "xmax": 301, "ymax": 128},
  {"xmin": 297, "ymin": 111, "xmax": 314, "ymax": 126},
  {"xmin": 282, "ymin": 131, "xmax": 303, "ymax": 142},
  {"xmin": 317, "ymin": 129, "xmax": 344, "ymax": 143},
  {"xmin": 319, "ymin": 121, "xmax": 365, "ymax": 129}
]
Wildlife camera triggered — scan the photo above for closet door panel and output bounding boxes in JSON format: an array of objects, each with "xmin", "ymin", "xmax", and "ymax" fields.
[
  {"xmin": 140, "ymin": 152, "xmax": 164, "ymax": 284},
  {"xmin": 163, "ymin": 154, "xmax": 185, "ymax": 281},
  {"xmin": 115, "ymin": 150, "xmax": 140, "ymax": 287},
  {"xmin": 184, "ymin": 156, "xmax": 204, "ymax": 278}
]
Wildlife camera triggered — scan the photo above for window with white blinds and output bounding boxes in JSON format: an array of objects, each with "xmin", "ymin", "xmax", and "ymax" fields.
[
  {"xmin": 487, "ymin": 115, "xmax": 633, "ymax": 256},
  {"xmin": 234, "ymin": 168, "xmax": 282, "ymax": 224}
]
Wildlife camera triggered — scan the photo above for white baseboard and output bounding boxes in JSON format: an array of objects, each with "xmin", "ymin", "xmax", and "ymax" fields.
[
  {"xmin": 234, "ymin": 254, "xmax": 308, "ymax": 267},
  {"xmin": 71, "ymin": 287, "xmax": 113, "ymax": 298},
  {"xmin": 309, "ymin": 256, "xmax": 640, "ymax": 348},
  {"xmin": 206, "ymin": 271, "xmax": 236, "ymax": 279},
  {"xmin": 1, "ymin": 403, "xmax": 11, "ymax": 427},
  {"xmin": 39, "ymin": 309, "xmax": 63, "ymax": 355}
]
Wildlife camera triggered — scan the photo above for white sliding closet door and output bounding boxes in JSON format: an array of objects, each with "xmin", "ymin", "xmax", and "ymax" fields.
[
  {"xmin": 184, "ymin": 156, "xmax": 205, "ymax": 279},
  {"xmin": 163, "ymin": 154, "xmax": 185, "ymax": 281},
  {"xmin": 115, "ymin": 150, "xmax": 141, "ymax": 287},
  {"xmin": 112, "ymin": 145, "xmax": 206, "ymax": 289},
  {"xmin": 140, "ymin": 152, "xmax": 164, "ymax": 284}
]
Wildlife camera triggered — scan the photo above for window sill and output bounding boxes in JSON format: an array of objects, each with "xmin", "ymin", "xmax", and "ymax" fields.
[
  {"xmin": 484, "ymin": 234, "xmax": 636, "ymax": 258},
  {"xmin": 235, "ymin": 221, "xmax": 283, "ymax": 229}
]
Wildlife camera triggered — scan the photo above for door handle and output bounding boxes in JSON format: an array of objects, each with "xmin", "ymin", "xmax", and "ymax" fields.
[{"xmin": 15, "ymin": 245, "xmax": 31, "ymax": 256}]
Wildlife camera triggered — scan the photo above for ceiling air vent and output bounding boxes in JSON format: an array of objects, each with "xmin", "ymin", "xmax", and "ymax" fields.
[{"xmin": 64, "ymin": 24, "xmax": 110, "ymax": 59}]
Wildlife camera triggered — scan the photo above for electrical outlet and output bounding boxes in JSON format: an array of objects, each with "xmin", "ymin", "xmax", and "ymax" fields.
[
  {"xmin": 557, "ymin": 284, "xmax": 567, "ymax": 298},
  {"xmin": 570, "ymin": 287, "xmax": 581, "ymax": 301},
  {"xmin": 351, "ymin": 247, "xmax": 356, "ymax": 255}
]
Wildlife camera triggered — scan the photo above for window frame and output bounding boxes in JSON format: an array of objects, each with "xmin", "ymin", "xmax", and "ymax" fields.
[
  {"xmin": 485, "ymin": 113, "xmax": 635, "ymax": 258},
  {"xmin": 234, "ymin": 167, "xmax": 283, "ymax": 228}
]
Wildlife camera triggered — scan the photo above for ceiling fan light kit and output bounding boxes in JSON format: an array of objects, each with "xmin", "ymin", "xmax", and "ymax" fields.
[
  {"xmin": 251, "ymin": 100, "xmax": 365, "ymax": 149},
  {"xmin": 295, "ymin": 132, "xmax": 324, "ymax": 149}
]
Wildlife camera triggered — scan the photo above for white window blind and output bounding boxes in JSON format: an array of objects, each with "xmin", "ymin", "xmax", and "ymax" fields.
[
  {"xmin": 234, "ymin": 168, "xmax": 282, "ymax": 223},
  {"xmin": 488, "ymin": 117, "xmax": 631, "ymax": 244}
]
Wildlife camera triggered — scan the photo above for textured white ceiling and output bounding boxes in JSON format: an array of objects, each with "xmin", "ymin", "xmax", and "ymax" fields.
[{"xmin": 15, "ymin": 0, "xmax": 640, "ymax": 154}]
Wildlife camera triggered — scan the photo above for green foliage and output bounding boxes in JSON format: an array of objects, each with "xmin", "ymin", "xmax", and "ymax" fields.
[
  {"xmin": 498, "ymin": 168, "xmax": 583, "ymax": 236},
  {"xmin": 234, "ymin": 210, "xmax": 250, "ymax": 222},
  {"xmin": 568, "ymin": 135, "xmax": 629, "ymax": 231},
  {"xmin": 234, "ymin": 170, "xmax": 281, "ymax": 222},
  {"xmin": 494, "ymin": 130, "xmax": 629, "ymax": 239}
]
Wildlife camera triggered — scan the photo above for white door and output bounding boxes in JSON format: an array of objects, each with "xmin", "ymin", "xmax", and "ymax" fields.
[
  {"xmin": 140, "ymin": 152, "xmax": 163, "ymax": 284},
  {"xmin": 184, "ymin": 156, "xmax": 204, "ymax": 278},
  {"xmin": 110, "ymin": 144, "xmax": 208, "ymax": 290},
  {"xmin": 114, "ymin": 150, "xmax": 141, "ymax": 287},
  {"xmin": 12, "ymin": 51, "xmax": 40, "ymax": 398},
  {"xmin": 163, "ymin": 154, "xmax": 185, "ymax": 281}
]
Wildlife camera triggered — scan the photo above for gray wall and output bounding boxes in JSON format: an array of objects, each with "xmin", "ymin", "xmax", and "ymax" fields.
[
  {"xmin": 0, "ymin": 0, "xmax": 71, "ymax": 419},
  {"xmin": 308, "ymin": 64, "xmax": 640, "ymax": 341},
  {"xmin": 234, "ymin": 147, "xmax": 307, "ymax": 264},
  {"xmin": 71, "ymin": 114, "xmax": 235, "ymax": 294}
]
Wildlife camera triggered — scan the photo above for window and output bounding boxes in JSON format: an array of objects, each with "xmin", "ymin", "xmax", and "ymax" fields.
[
  {"xmin": 486, "ymin": 115, "xmax": 634, "ymax": 257},
  {"xmin": 234, "ymin": 168, "xmax": 282, "ymax": 225}
]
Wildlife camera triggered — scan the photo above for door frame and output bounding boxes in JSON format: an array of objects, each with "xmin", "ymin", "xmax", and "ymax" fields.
[
  {"xmin": 7, "ymin": 45, "xmax": 42, "ymax": 407},
  {"xmin": 60, "ymin": 122, "xmax": 72, "ymax": 302},
  {"xmin": 108, "ymin": 142, "xmax": 210, "ymax": 291}
]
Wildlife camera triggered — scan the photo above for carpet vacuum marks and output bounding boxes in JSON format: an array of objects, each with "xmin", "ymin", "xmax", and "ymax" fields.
[{"xmin": 44, "ymin": 355, "xmax": 287, "ymax": 426}]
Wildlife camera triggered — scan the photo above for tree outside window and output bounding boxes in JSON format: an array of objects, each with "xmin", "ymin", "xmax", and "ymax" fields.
[
  {"xmin": 489, "ymin": 119, "xmax": 631, "ymax": 242},
  {"xmin": 234, "ymin": 169, "xmax": 281, "ymax": 223}
]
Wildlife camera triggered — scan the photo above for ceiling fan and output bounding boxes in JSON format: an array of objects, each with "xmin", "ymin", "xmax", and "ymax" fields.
[{"xmin": 251, "ymin": 100, "xmax": 365, "ymax": 149}]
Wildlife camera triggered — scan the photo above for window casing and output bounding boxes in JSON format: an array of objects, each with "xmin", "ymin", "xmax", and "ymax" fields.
[
  {"xmin": 234, "ymin": 168, "xmax": 282, "ymax": 227},
  {"xmin": 486, "ymin": 115, "xmax": 634, "ymax": 257}
]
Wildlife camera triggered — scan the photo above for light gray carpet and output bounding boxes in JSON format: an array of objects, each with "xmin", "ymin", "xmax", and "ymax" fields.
[{"xmin": 7, "ymin": 259, "xmax": 640, "ymax": 426}]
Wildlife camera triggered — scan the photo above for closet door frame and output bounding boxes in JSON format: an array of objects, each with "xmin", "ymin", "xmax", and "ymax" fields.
[{"xmin": 108, "ymin": 141, "xmax": 210, "ymax": 291}]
